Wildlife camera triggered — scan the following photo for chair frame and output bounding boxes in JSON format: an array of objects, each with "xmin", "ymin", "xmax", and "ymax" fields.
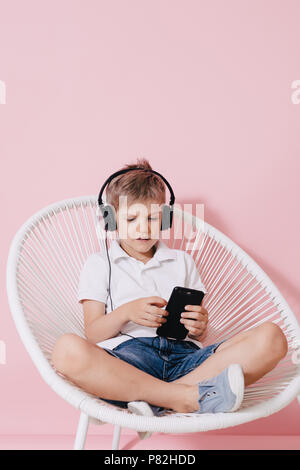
[{"xmin": 6, "ymin": 195, "xmax": 300, "ymax": 450}]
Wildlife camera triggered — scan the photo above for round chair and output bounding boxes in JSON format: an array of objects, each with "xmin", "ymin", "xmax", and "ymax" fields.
[{"xmin": 6, "ymin": 195, "xmax": 300, "ymax": 449}]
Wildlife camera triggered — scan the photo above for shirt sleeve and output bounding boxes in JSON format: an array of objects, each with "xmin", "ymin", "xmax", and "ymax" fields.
[
  {"xmin": 77, "ymin": 253, "xmax": 109, "ymax": 304},
  {"xmin": 184, "ymin": 252, "xmax": 208, "ymax": 294}
]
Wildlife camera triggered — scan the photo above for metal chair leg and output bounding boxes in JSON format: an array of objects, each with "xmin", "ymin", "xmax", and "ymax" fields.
[
  {"xmin": 112, "ymin": 425, "xmax": 121, "ymax": 450},
  {"xmin": 74, "ymin": 411, "xmax": 89, "ymax": 450}
]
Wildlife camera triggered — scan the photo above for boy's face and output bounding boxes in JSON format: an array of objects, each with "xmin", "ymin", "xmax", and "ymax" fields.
[{"xmin": 116, "ymin": 198, "xmax": 163, "ymax": 255}]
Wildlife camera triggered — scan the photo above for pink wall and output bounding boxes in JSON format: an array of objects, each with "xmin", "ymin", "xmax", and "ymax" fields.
[{"xmin": 1, "ymin": 0, "xmax": 300, "ymax": 437}]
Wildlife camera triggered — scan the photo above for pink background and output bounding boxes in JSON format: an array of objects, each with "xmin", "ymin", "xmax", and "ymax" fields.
[{"xmin": 1, "ymin": 0, "xmax": 300, "ymax": 444}]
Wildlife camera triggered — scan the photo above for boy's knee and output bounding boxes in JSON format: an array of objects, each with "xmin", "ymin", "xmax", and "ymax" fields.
[
  {"xmin": 257, "ymin": 322, "xmax": 288, "ymax": 360},
  {"xmin": 51, "ymin": 333, "xmax": 89, "ymax": 375}
]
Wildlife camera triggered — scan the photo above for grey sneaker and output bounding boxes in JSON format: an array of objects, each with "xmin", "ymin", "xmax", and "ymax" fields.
[{"xmin": 194, "ymin": 363, "xmax": 245, "ymax": 413}]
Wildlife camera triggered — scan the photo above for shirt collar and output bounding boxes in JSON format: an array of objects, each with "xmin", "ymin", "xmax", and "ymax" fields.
[{"xmin": 109, "ymin": 238, "xmax": 177, "ymax": 264}]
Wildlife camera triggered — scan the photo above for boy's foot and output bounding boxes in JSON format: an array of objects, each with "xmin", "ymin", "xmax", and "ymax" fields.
[
  {"xmin": 191, "ymin": 363, "xmax": 245, "ymax": 414},
  {"xmin": 127, "ymin": 401, "xmax": 166, "ymax": 440}
]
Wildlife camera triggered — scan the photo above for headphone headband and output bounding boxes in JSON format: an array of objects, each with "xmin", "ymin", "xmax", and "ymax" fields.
[{"xmin": 97, "ymin": 167, "xmax": 175, "ymax": 207}]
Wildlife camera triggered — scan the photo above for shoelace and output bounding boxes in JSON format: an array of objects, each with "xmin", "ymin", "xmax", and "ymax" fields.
[{"xmin": 197, "ymin": 383, "xmax": 218, "ymax": 403}]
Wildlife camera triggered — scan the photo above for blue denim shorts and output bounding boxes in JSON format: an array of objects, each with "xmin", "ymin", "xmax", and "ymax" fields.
[{"xmin": 99, "ymin": 335, "xmax": 224, "ymax": 408}]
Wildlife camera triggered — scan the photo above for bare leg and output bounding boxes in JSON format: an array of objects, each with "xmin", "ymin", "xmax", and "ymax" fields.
[
  {"xmin": 51, "ymin": 333, "xmax": 197, "ymax": 413},
  {"xmin": 172, "ymin": 322, "xmax": 288, "ymax": 387}
]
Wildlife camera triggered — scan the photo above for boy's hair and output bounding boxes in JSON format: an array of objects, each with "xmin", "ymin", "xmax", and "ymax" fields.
[{"xmin": 106, "ymin": 157, "xmax": 166, "ymax": 212}]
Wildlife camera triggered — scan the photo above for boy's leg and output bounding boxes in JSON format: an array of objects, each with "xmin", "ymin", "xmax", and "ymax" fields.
[
  {"xmin": 51, "ymin": 333, "xmax": 196, "ymax": 413},
  {"xmin": 172, "ymin": 322, "xmax": 288, "ymax": 387}
]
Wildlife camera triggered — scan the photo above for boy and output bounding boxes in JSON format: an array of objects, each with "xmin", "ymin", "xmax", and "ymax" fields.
[{"xmin": 51, "ymin": 160, "xmax": 288, "ymax": 420}]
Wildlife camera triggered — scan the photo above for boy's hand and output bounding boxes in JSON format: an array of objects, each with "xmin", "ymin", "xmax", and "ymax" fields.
[
  {"xmin": 125, "ymin": 296, "xmax": 169, "ymax": 328},
  {"xmin": 180, "ymin": 304, "xmax": 208, "ymax": 340}
]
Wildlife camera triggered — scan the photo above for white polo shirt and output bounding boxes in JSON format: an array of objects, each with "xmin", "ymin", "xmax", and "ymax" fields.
[{"xmin": 77, "ymin": 237, "xmax": 208, "ymax": 351}]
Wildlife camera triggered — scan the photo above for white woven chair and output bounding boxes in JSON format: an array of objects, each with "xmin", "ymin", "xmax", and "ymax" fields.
[{"xmin": 6, "ymin": 195, "xmax": 300, "ymax": 450}]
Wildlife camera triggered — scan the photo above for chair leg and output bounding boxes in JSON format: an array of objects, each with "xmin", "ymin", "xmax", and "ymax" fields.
[
  {"xmin": 74, "ymin": 411, "xmax": 89, "ymax": 450},
  {"xmin": 112, "ymin": 425, "xmax": 122, "ymax": 450}
]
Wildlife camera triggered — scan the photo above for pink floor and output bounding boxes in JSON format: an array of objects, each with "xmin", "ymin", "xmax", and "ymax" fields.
[{"xmin": 0, "ymin": 434, "xmax": 299, "ymax": 450}]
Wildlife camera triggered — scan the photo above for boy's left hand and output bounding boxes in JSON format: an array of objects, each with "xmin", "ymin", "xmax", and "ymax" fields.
[{"xmin": 180, "ymin": 304, "xmax": 208, "ymax": 340}]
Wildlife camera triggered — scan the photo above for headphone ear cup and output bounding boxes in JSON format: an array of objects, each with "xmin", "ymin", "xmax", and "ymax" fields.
[
  {"xmin": 99, "ymin": 204, "xmax": 117, "ymax": 231},
  {"xmin": 161, "ymin": 205, "xmax": 173, "ymax": 231}
]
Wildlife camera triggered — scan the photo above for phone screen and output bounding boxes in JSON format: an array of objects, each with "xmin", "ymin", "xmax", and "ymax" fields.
[{"xmin": 156, "ymin": 286, "xmax": 205, "ymax": 340}]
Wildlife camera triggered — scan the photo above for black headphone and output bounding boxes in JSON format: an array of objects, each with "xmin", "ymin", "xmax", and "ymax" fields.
[{"xmin": 97, "ymin": 167, "xmax": 176, "ymax": 232}]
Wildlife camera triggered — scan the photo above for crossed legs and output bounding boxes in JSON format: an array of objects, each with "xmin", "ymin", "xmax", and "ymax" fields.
[
  {"xmin": 52, "ymin": 332, "xmax": 193, "ymax": 412},
  {"xmin": 51, "ymin": 322, "xmax": 288, "ymax": 413}
]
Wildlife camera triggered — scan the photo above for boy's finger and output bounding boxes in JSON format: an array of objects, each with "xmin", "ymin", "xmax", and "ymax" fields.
[
  {"xmin": 184, "ymin": 304, "xmax": 205, "ymax": 312},
  {"xmin": 157, "ymin": 307, "xmax": 169, "ymax": 316},
  {"xmin": 147, "ymin": 305, "xmax": 169, "ymax": 316},
  {"xmin": 146, "ymin": 307, "xmax": 168, "ymax": 321},
  {"xmin": 149, "ymin": 296, "xmax": 168, "ymax": 305},
  {"xmin": 143, "ymin": 319, "xmax": 164, "ymax": 328},
  {"xmin": 182, "ymin": 318, "xmax": 205, "ymax": 328},
  {"xmin": 181, "ymin": 311, "xmax": 198, "ymax": 319}
]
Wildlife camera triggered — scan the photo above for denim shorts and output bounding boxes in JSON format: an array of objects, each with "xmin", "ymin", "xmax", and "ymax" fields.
[{"xmin": 99, "ymin": 335, "xmax": 224, "ymax": 408}]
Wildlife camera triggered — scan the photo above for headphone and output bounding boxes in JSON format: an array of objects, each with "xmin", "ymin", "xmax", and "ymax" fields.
[
  {"xmin": 96, "ymin": 167, "xmax": 175, "ymax": 310},
  {"xmin": 97, "ymin": 167, "xmax": 175, "ymax": 232}
]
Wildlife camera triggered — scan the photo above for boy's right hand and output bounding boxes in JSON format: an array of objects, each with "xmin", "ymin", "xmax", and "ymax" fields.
[{"xmin": 123, "ymin": 296, "xmax": 169, "ymax": 328}]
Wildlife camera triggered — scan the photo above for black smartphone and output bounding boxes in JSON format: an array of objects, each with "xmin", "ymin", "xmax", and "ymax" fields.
[{"xmin": 156, "ymin": 286, "xmax": 205, "ymax": 340}]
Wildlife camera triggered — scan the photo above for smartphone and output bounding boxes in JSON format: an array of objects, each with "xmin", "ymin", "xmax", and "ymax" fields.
[{"xmin": 156, "ymin": 286, "xmax": 205, "ymax": 340}]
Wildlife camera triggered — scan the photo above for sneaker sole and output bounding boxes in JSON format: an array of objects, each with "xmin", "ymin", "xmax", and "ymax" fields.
[
  {"xmin": 127, "ymin": 401, "xmax": 153, "ymax": 440},
  {"xmin": 227, "ymin": 364, "xmax": 245, "ymax": 412}
]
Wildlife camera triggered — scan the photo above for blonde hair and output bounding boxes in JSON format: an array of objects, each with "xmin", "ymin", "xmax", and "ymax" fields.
[{"xmin": 106, "ymin": 157, "xmax": 166, "ymax": 212}]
